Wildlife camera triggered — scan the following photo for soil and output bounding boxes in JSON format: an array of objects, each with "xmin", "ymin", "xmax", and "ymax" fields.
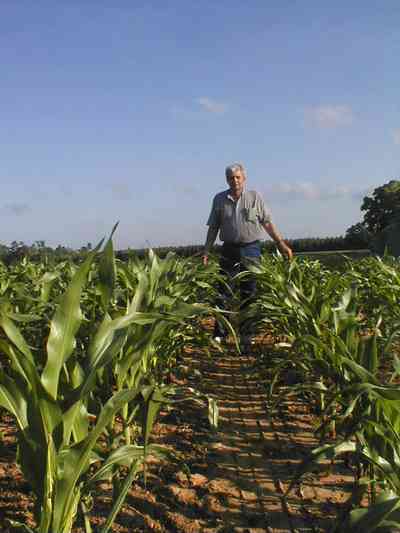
[{"xmin": 0, "ymin": 334, "xmax": 356, "ymax": 532}]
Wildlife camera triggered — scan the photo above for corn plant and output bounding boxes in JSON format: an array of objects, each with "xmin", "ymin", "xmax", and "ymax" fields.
[
  {"xmin": 0, "ymin": 238, "xmax": 184, "ymax": 532},
  {"xmin": 283, "ymin": 298, "xmax": 400, "ymax": 531}
]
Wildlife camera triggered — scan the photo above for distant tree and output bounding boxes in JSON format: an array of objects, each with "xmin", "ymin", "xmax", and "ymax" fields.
[
  {"xmin": 0, "ymin": 244, "xmax": 8, "ymax": 261},
  {"xmin": 10, "ymin": 240, "xmax": 26, "ymax": 253},
  {"xmin": 361, "ymin": 179, "xmax": 400, "ymax": 234},
  {"xmin": 345, "ymin": 222, "xmax": 371, "ymax": 248},
  {"xmin": 78, "ymin": 242, "xmax": 93, "ymax": 255}
]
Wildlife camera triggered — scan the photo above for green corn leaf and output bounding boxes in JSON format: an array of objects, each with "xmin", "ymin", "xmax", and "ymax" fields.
[
  {"xmin": 363, "ymin": 334, "xmax": 378, "ymax": 374},
  {"xmin": 88, "ymin": 444, "xmax": 170, "ymax": 485},
  {"xmin": 88, "ymin": 445, "xmax": 146, "ymax": 484},
  {"xmin": 286, "ymin": 441, "xmax": 356, "ymax": 495},
  {"xmin": 345, "ymin": 383, "xmax": 400, "ymax": 402},
  {"xmin": 52, "ymin": 387, "xmax": 141, "ymax": 533},
  {"xmin": 342, "ymin": 357, "xmax": 379, "ymax": 385},
  {"xmin": 0, "ymin": 310, "xmax": 35, "ymax": 365},
  {"xmin": 0, "ymin": 318, "xmax": 43, "ymax": 405},
  {"xmin": 141, "ymin": 386, "xmax": 167, "ymax": 453},
  {"xmin": 359, "ymin": 445, "xmax": 400, "ymax": 478},
  {"xmin": 18, "ymin": 432, "xmax": 47, "ymax": 507},
  {"xmin": 3, "ymin": 312, "xmax": 41, "ymax": 323},
  {"xmin": 100, "ymin": 446, "xmax": 175, "ymax": 533},
  {"xmin": 342, "ymin": 393, "xmax": 363, "ymax": 418},
  {"xmin": 78, "ymin": 311, "xmax": 169, "ymax": 391},
  {"xmin": 127, "ymin": 270, "xmax": 148, "ymax": 313},
  {"xmin": 100, "ymin": 458, "xmax": 141, "ymax": 533},
  {"xmin": 63, "ymin": 401, "xmax": 90, "ymax": 444},
  {"xmin": 344, "ymin": 495, "xmax": 400, "ymax": 532},
  {"xmin": 391, "ymin": 352, "xmax": 400, "ymax": 382},
  {"xmin": 115, "ymin": 348, "xmax": 143, "ymax": 391},
  {"xmin": 0, "ymin": 340, "xmax": 31, "ymax": 388},
  {"xmin": 38, "ymin": 434, "xmax": 57, "ymax": 533},
  {"xmin": 41, "ymin": 242, "xmax": 103, "ymax": 400},
  {"xmin": 40, "ymin": 272, "xmax": 60, "ymax": 303},
  {"xmin": 38, "ymin": 394, "xmax": 62, "ymax": 439},
  {"xmin": 88, "ymin": 315, "xmax": 124, "ymax": 367},
  {"xmin": 65, "ymin": 310, "xmax": 172, "ymax": 411},
  {"xmin": 98, "ymin": 222, "xmax": 118, "ymax": 312},
  {"xmin": 0, "ymin": 375, "xmax": 28, "ymax": 430},
  {"xmin": 139, "ymin": 385, "xmax": 170, "ymax": 486}
]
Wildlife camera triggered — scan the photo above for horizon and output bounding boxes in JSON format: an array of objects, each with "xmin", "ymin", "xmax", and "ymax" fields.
[{"xmin": 1, "ymin": 232, "xmax": 363, "ymax": 253}]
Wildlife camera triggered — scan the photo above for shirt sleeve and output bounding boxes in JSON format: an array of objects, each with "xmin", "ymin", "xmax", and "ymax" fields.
[
  {"xmin": 255, "ymin": 192, "xmax": 272, "ymax": 224},
  {"xmin": 206, "ymin": 195, "xmax": 221, "ymax": 228}
]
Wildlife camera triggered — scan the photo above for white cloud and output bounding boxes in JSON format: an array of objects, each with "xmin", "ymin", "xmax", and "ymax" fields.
[
  {"xmin": 393, "ymin": 129, "xmax": 400, "ymax": 145},
  {"xmin": 305, "ymin": 105, "xmax": 354, "ymax": 128},
  {"xmin": 2, "ymin": 203, "xmax": 31, "ymax": 216},
  {"xmin": 170, "ymin": 98, "xmax": 228, "ymax": 118},
  {"xmin": 196, "ymin": 97, "xmax": 228, "ymax": 114},
  {"xmin": 263, "ymin": 182, "xmax": 368, "ymax": 202}
]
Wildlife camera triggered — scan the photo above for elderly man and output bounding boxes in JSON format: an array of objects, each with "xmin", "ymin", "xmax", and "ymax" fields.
[{"xmin": 203, "ymin": 163, "xmax": 293, "ymax": 344}]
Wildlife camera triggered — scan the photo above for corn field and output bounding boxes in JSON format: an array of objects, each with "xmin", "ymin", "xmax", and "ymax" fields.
[{"xmin": 0, "ymin": 232, "xmax": 400, "ymax": 532}]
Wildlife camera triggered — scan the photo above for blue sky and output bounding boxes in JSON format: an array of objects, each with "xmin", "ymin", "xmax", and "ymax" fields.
[{"xmin": 1, "ymin": 1, "xmax": 399, "ymax": 249}]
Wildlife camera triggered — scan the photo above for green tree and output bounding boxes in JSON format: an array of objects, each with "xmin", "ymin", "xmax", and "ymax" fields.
[
  {"xmin": 345, "ymin": 222, "xmax": 371, "ymax": 247},
  {"xmin": 361, "ymin": 179, "xmax": 400, "ymax": 234}
]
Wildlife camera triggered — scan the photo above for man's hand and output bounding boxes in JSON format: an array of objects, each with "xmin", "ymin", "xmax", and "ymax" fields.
[
  {"xmin": 202, "ymin": 254, "xmax": 209, "ymax": 266},
  {"xmin": 277, "ymin": 240, "xmax": 293, "ymax": 260},
  {"xmin": 262, "ymin": 222, "xmax": 293, "ymax": 261}
]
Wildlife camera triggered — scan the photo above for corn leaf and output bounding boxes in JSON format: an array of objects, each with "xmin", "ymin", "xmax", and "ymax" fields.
[
  {"xmin": 42, "ymin": 243, "xmax": 102, "ymax": 399},
  {"xmin": 98, "ymin": 222, "xmax": 118, "ymax": 312}
]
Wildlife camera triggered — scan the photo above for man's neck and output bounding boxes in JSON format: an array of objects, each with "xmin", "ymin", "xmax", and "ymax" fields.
[{"xmin": 228, "ymin": 189, "xmax": 244, "ymax": 201}]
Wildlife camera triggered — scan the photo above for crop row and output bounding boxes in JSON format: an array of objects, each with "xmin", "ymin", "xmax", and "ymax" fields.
[
  {"xmin": 0, "ymin": 231, "xmax": 226, "ymax": 533},
  {"xmin": 246, "ymin": 253, "xmax": 400, "ymax": 531}
]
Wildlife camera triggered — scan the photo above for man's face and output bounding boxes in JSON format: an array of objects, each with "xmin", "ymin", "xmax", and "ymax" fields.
[{"xmin": 226, "ymin": 170, "xmax": 245, "ymax": 197}]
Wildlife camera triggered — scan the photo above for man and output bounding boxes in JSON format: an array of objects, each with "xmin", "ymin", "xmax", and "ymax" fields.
[{"xmin": 202, "ymin": 163, "xmax": 293, "ymax": 344}]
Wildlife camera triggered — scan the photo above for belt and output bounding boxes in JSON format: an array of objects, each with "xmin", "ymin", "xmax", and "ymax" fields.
[{"xmin": 223, "ymin": 240, "xmax": 260, "ymax": 247}]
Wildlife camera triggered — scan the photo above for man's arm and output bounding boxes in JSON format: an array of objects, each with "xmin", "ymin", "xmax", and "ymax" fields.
[
  {"xmin": 262, "ymin": 221, "xmax": 293, "ymax": 260},
  {"xmin": 202, "ymin": 226, "xmax": 219, "ymax": 265}
]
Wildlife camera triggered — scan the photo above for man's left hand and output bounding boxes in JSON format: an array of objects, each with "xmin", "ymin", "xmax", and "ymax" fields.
[{"xmin": 278, "ymin": 241, "xmax": 293, "ymax": 260}]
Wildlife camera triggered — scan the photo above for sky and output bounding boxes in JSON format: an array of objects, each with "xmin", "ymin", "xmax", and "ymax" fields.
[{"xmin": 1, "ymin": 0, "xmax": 399, "ymax": 250}]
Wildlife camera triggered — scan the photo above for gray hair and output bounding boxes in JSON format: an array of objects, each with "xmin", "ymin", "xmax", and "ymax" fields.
[{"xmin": 225, "ymin": 163, "xmax": 246, "ymax": 179}]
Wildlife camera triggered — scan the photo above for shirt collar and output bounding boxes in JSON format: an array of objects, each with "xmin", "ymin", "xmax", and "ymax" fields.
[{"xmin": 226, "ymin": 188, "xmax": 245, "ymax": 202}]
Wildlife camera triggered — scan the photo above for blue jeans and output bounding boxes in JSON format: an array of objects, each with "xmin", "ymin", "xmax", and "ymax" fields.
[{"xmin": 214, "ymin": 241, "xmax": 261, "ymax": 338}]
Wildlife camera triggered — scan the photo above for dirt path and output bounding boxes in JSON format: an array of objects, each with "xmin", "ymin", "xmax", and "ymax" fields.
[
  {"xmin": 196, "ymin": 348, "xmax": 295, "ymax": 532},
  {"xmin": 178, "ymin": 341, "xmax": 353, "ymax": 533}
]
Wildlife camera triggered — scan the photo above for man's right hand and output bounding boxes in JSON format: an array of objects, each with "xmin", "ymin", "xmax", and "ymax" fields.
[{"xmin": 202, "ymin": 254, "xmax": 209, "ymax": 266}]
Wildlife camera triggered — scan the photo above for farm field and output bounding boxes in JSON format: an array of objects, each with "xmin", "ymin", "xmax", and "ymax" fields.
[
  {"xmin": 0, "ymin": 241, "xmax": 400, "ymax": 532},
  {"xmin": 0, "ymin": 339, "xmax": 354, "ymax": 532}
]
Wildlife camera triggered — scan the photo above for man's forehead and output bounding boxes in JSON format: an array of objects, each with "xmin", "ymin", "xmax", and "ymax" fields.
[{"xmin": 226, "ymin": 170, "xmax": 245, "ymax": 178}]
